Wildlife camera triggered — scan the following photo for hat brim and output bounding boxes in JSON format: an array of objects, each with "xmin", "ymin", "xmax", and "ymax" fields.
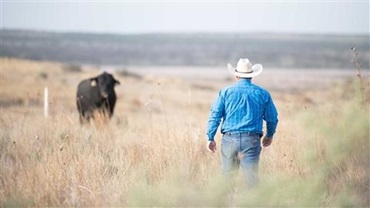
[{"xmin": 227, "ymin": 63, "xmax": 263, "ymax": 78}]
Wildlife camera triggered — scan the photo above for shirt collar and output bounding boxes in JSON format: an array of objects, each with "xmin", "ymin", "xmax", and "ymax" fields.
[{"xmin": 237, "ymin": 79, "xmax": 252, "ymax": 85}]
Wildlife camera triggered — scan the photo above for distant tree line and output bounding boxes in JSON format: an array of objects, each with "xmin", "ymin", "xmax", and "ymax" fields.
[{"xmin": 1, "ymin": 29, "xmax": 369, "ymax": 69}]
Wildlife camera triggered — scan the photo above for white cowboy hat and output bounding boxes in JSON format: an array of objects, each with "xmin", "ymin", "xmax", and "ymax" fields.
[{"xmin": 227, "ymin": 58, "xmax": 263, "ymax": 78}]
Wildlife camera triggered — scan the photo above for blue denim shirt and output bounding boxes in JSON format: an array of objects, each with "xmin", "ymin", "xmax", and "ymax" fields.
[{"xmin": 207, "ymin": 79, "xmax": 278, "ymax": 141}]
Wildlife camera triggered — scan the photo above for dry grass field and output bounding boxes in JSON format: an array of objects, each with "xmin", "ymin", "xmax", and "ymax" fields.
[{"xmin": 0, "ymin": 58, "xmax": 369, "ymax": 207}]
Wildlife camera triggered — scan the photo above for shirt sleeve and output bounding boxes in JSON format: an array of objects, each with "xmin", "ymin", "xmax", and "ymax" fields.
[
  {"xmin": 206, "ymin": 91, "xmax": 225, "ymax": 141},
  {"xmin": 264, "ymin": 94, "xmax": 279, "ymax": 138}
]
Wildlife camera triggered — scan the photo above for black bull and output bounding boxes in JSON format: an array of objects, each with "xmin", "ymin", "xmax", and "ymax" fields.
[{"xmin": 76, "ymin": 72, "xmax": 120, "ymax": 123}]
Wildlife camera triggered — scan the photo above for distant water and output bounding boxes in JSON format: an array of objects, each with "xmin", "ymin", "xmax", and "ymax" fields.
[{"xmin": 87, "ymin": 65, "xmax": 362, "ymax": 92}]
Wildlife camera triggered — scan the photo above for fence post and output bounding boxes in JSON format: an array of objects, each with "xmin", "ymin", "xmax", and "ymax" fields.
[{"xmin": 44, "ymin": 87, "xmax": 48, "ymax": 118}]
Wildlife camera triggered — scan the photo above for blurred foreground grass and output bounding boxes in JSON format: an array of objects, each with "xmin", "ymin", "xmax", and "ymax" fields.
[{"xmin": 0, "ymin": 58, "xmax": 369, "ymax": 207}]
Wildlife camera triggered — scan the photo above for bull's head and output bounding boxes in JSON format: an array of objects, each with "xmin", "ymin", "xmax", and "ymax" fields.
[{"xmin": 90, "ymin": 72, "xmax": 120, "ymax": 99}]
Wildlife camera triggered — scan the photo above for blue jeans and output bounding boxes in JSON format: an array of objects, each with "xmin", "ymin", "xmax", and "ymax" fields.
[{"xmin": 221, "ymin": 132, "xmax": 262, "ymax": 187}]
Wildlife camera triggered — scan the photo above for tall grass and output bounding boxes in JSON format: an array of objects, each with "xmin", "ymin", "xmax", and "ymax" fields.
[{"xmin": 0, "ymin": 58, "xmax": 369, "ymax": 206}]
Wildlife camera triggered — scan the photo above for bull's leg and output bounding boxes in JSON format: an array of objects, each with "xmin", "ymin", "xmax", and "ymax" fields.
[
  {"xmin": 77, "ymin": 98, "xmax": 88, "ymax": 124},
  {"xmin": 102, "ymin": 101, "xmax": 113, "ymax": 119},
  {"xmin": 79, "ymin": 115, "xmax": 85, "ymax": 124},
  {"xmin": 106, "ymin": 100, "xmax": 115, "ymax": 119},
  {"xmin": 100, "ymin": 107, "xmax": 111, "ymax": 120},
  {"xmin": 85, "ymin": 111, "xmax": 93, "ymax": 124},
  {"xmin": 79, "ymin": 111, "xmax": 90, "ymax": 124},
  {"xmin": 108, "ymin": 104, "xmax": 114, "ymax": 118},
  {"xmin": 78, "ymin": 107, "xmax": 92, "ymax": 125}
]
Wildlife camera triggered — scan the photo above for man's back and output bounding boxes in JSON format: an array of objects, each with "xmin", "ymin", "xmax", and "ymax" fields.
[
  {"xmin": 206, "ymin": 58, "xmax": 278, "ymax": 187},
  {"xmin": 207, "ymin": 78, "xmax": 278, "ymax": 140},
  {"xmin": 221, "ymin": 79, "xmax": 271, "ymax": 134}
]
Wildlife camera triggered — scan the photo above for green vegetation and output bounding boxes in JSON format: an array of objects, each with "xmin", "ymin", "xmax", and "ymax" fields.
[{"xmin": 1, "ymin": 29, "xmax": 369, "ymax": 68}]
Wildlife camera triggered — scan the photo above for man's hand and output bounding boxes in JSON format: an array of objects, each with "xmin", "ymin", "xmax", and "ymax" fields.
[
  {"xmin": 262, "ymin": 136, "xmax": 273, "ymax": 147},
  {"xmin": 207, "ymin": 141, "xmax": 217, "ymax": 153}
]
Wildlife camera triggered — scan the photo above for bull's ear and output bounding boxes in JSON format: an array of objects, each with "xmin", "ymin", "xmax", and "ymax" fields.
[
  {"xmin": 90, "ymin": 78, "xmax": 98, "ymax": 87},
  {"xmin": 115, "ymin": 79, "xmax": 120, "ymax": 85}
]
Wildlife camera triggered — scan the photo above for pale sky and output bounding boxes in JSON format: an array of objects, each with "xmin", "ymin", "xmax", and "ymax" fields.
[{"xmin": 1, "ymin": 1, "xmax": 369, "ymax": 35}]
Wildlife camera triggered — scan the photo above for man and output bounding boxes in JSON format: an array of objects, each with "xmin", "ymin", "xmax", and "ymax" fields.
[{"xmin": 206, "ymin": 58, "xmax": 278, "ymax": 186}]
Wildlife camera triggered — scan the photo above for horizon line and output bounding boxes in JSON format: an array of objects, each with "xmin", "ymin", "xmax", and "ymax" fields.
[{"xmin": 1, "ymin": 27, "xmax": 369, "ymax": 37}]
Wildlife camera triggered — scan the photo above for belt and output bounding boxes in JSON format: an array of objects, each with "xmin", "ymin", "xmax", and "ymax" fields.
[{"xmin": 223, "ymin": 132, "xmax": 263, "ymax": 137}]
